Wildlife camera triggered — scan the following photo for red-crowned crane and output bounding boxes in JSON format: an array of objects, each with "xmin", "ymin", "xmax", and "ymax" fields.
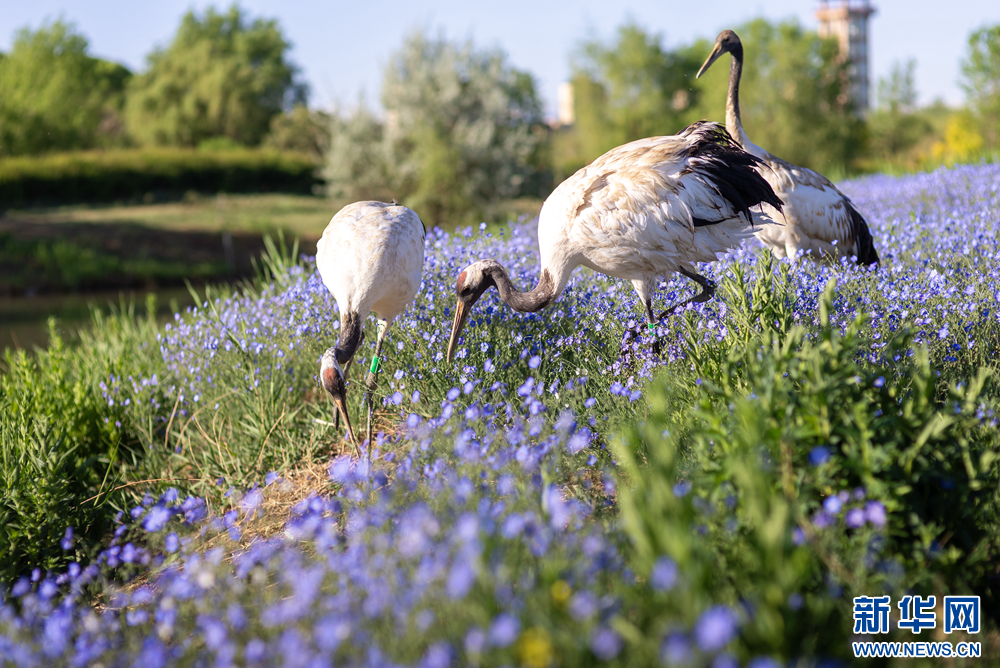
[
  {"xmin": 317, "ymin": 200, "xmax": 424, "ymax": 457},
  {"xmin": 446, "ymin": 121, "xmax": 783, "ymax": 363},
  {"xmin": 697, "ymin": 30, "xmax": 880, "ymax": 266}
]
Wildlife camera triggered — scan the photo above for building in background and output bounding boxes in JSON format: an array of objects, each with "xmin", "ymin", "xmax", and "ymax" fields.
[
  {"xmin": 556, "ymin": 82, "xmax": 575, "ymax": 127},
  {"xmin": 816, "ymin": 0, "xmax": 876, "ymax": 116}
]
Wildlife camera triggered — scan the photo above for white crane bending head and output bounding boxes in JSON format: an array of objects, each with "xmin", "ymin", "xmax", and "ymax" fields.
[
  {"xmin": 698, "ymin": 30, "xmax": 880, "ymax": 267},
  {"xmin": 317, "ymin": 200, "xmax": 425, "ymax": 457},
  {"xmin": 447, "ymin": 121, "xmax": 783, "ymax": 363}
]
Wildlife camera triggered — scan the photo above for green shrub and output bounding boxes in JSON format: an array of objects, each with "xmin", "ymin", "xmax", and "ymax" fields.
[
  {"xmin": 0, "ymin": 148, "xmax": 321, "ymax": 206},
  {"xmin": 0, "ymin": 305, "xmax": 168, "ymax": 581},
  {"xmin": 614, "ymin": 267, "xmax": 1000, "ymax": 661}
]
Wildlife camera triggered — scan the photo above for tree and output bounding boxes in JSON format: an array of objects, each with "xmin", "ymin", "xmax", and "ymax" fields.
[
  {"xmin": 556, "ymin": 24, "xmax": 703, "ymax": 174},
  {"xmin": 324, "ymin": 100, "xmax": 395, "ymax": 204},
  {"xmin": 325, "ymin": 30, "xmax": 547, "ymax": 228},
  {"xmin": 690, "ymin": 19, "xmax": 864, "ymax": 173},
  {"xmin": 0, "ymin": 20, "xmax": 131, "ymax": 156},
  {"xmin": 262, "ymin": 105, "xmax": 332, "ymax": 160},
  {"xmin": 960, "ymin": 23, "xmax": 1000, "ymax": 149},
  {"xmin": 868, "ymin": 59, "xmax": 931, "ymax": 160},
  {"xmin": 124, "ymin": 4, "xmax": 306, "ymax": 148}
]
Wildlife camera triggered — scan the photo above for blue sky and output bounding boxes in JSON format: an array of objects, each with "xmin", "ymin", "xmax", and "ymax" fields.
[{"xmin": 2, "ymin": 0, "xmax": 997, "ymax": 117}]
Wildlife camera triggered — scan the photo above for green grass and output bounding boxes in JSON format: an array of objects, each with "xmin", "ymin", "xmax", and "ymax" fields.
[{"xmin": 0, "ymin": 194, "xmax": 334, "ymax": 298}]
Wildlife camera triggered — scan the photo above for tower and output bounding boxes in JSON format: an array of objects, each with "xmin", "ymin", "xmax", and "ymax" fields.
[{"xmin": 815, "ymin": 0, "xmax": 876, "ymax": 115}]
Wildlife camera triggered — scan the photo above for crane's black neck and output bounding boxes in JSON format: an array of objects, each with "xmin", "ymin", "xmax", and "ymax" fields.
[
  {"xmin": 483, "ymin": 262, "xmax": 557, "ymax": 314},
  {"xmin": 334, "ymin": 309, "xmax": 363, "ymax": 364},
  {"xmin": 726, "ymin": 44, "xmax": 745, "ymax": 143}
]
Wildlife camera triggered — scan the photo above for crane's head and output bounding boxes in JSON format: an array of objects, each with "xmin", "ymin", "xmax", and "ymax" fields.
[
  {"xmin": 697, "ymin": 30, "xmax": 743, "ymax": 79},
  {"xmin": 447, "ymin": 260, "xmax": 499, "ymax": 364},
  {"xmin": 320, "ymin": 348, "xmax": 358, "ymax": 447}
]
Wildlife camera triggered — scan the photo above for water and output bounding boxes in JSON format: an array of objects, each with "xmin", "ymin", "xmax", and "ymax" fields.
[{"xmin": 1, "ymin": 288, "xmax": 197, "ymax": 353}]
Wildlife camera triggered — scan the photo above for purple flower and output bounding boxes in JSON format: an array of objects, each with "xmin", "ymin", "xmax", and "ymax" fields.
[
  {"xmin": 143, "ymin": 505, "xmax": 172, "ymax": 533},
  {"xmin": 661, "ymin": 632, "xmax": 692, "ymax": 665},
  {"xmin": 712, "ymin": 655, "xmax": 739, "ymax": 668},
  {"xmin": 823, "ymin": 495, "xmax": 843, "ymax": 515},
  {"xmin": 446, "ymin": 561, "xmax": 476, "ymax": 599},
  {"xmin": 812, "ymin": 511, "xmax": 834, "ymax": 529},
  {"xmin": 240, "ymin": 489, "xmax": 263, "ymax": 515},
  {"xmin": 748, "ymin": 658, "xmax": 782, "ymax": 668},
  {"xmin": 845, "ymin": 508, "xmax": 866, "ymax": 528},
  {"xmin": 164, "ymin": 532, "xmax": 180, "ymax": 553},
  {"xmin": 567, "ymin": 431, "xmax": 589, "ymax": 454},
  {"xmin": 865, "ymin": 501, "xmax": 887, "ymax": 527},
  {"xmin": 694, "ymin": 606, "xmax": 738, "ymax": 651},
  {"xmin": 422, "ymin": 642, "xmax": 454, "ymax": 668},
  {"xmin": 464, "ymin": 628, "xmax": 486, "ymax": 655},
  {"xmin": 489, "ymin": 613, "xmax": 520, "ymax": 647},
  {"xmin": 809, "ymin": 446, "xmax": 831, "ymax": 466},
  {"xmin": 591, "ymin": 627, "xmax": 623, "ymax": 660},
  {"xmin": 569, "ymin": 591, "xmax": 598, "ymax": 621},
  {"xmin": 651, "ymin": 556, "xmax": 678, "ymax": 592},
  {"xmin": 60, "ymin": 526, "xmax": 74, "ymax": 550},
  {"xmin": 528, "ymin": 355, "xmax": 541, "ymax": 369}
]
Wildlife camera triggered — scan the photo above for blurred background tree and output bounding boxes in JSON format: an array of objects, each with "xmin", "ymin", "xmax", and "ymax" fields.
[
  {"xmin": 0, "ymin": 20, "xmax": 131, "ymax": 156},
  {"xmin": 552, "ymin": 24, "xmax": 703, "ymax": 177},
  {"xmin": 325, "ymin": 30, "xmax": 548, "ymax": 228},
  {"xmin": 2, "ymin": 9, "xmax": 1000, "ymax": 214},
  {"xmin": 867, "ymin": 59, "xmax": 932, "ymax": 161},
  {"xmin": 124, "ymin": 5, "xmax": 307, "ymax": 148},
  {"xmin": 262, "ymin": 105, "xmax": 331, "ymax": 160},
  {"xmin": 960, "ymin": 24, "xmax": 1000, "ymax": 150},
  {"xmin": 324, "ymin": 99, "xmax": 395, "ymax": 203}
]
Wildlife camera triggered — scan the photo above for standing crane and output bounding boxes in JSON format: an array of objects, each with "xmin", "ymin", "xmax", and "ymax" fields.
[
  {"xmin": 446, "ymin": 121, "xmax": 783, "ymax": 363},
  {"xmin": 697, "ymin": 30, "xmax": 879, "ymax": 266},
  {"xmin": 317, "ymin": 201, "xmax": 425, "ymax": 457}
]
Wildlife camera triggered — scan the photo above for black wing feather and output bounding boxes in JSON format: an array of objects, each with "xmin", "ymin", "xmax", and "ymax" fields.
[{"xmin": 679, "ymin": 121, "xmax": 784, "ymax": 226}]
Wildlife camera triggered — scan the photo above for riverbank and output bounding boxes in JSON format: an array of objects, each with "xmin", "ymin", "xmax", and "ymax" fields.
[{"xmin": 0, "ymin": 193, "xmax": 331, "ymax": 350}]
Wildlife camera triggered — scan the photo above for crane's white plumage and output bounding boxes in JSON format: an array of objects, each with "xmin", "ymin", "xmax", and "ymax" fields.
[
  {"xmin": 317, "ymin": 201, "xmax": 424, "ymax": 322},
  {"xmin": 317, "ymin": 201, "xmax": 425, "ymax": 453},
  {"xmin": 447, "ymin": 121, "xmax": 783, "ymax": 362},
  {"xmin": 698, "ymin": 30, "xmax": 879, "ymax": 266}
]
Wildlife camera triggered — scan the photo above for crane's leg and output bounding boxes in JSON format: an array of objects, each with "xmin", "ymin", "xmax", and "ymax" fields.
[
  {"xmin": 656, "ymin": 268, "xmax": 716, "ymax": 320},
  {"xmin": 626, "ymin": 279, "xmax": 661, "ymax": 356},
  {"xmin": 644, "ymin": 298, "xmax": 661, "ymax": 356},
  {"xmin": 362, "ymin": 319, "xmax": 390, "ymax": 459}
]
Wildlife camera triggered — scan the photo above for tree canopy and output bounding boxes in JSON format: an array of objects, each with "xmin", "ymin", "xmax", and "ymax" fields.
[
  {"xmin": 554, "ymin": 20, "xmax": 863, "ymax": 176},
  {"xmin": 960, "ymin": 23, "xmax": 1000, "ymax": 149},
  {"xmin": 554, "ymin": 24, "xmax": 703, "ymax": 176},
  {"xmin": 124, "ymin": 5, "xmax": 306, "ymax": 148},
  {"xmin": 0, "ymin": 20, "xmax": 130, "ymax": 156},
  {"xmin": 868, "ymin": 59, "xmax": 931, "ymax": 160},
  {"xmin": 325, "ymin": 31, "xmax": 547, "ymax": 228}
]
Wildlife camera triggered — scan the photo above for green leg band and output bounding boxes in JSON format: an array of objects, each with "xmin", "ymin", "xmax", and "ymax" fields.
[{"xmin": 369, "ymin": 356, "xmax": 380, "ymax": 374}]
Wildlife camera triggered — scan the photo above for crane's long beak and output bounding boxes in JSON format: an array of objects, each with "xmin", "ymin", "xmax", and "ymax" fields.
[
  {"xmin": 697, "ymin": 44, "xmax": 724, "ymax": 79},
  {"xmin": 447, "ymin": 299, "xmax": 469, "ymax": 364},
  {"xmin": 333, "ymin": 393, "xmax": 359, "ymax": 453}
]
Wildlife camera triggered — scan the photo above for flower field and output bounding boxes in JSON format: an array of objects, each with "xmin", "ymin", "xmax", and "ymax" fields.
[{"xmin": 2, "ymin": 162, "xmax": 1000, "ymax": 666}]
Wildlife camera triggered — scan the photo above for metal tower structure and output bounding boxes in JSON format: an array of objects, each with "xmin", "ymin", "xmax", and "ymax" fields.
[{"xmin": 816, "ymin": 0, "xmax": 877, "ymax": 115}]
